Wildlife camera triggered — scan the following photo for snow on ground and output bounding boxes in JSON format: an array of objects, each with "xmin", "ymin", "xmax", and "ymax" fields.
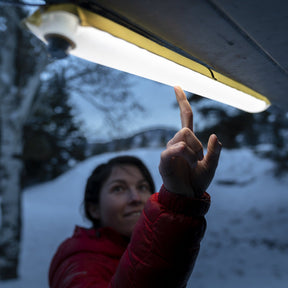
[{"xmin": 1, "ymin": 147, "xmax": 288, "ymax": 288}]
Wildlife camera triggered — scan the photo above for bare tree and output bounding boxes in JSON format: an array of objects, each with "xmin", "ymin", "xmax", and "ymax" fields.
[
  {"xmin": 60, "ymin": 59, "xmax": 144, "ymax": 136},
  {"xmin": 0, "ymin": 5, "xmax": 48, "ymax": 279},
  {"xmin": 0, "ymin": 4, "xmax": 143, "ymax": 279}
]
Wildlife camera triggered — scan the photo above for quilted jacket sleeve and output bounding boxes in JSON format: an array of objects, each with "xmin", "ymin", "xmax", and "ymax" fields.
[
  {"xmin": 50, "ymin": 252, "xmax": 119, "ymax": 288},
  {"xmin": 110, "ymin": 185, "xmax": 210, "ymax": 288},
  {"xmin": 49, "ymin": 185, "xmax": 210, "ymax": 288}
]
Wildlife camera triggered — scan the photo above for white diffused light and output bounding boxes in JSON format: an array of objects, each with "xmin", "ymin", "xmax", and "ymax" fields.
[
  {"xmin": 72, "ymin": 27, "xmax": 268, "ymax": 113},
  {"xmin": 25, "ymin": 9, "xmax": 270, "ymax": 113}
]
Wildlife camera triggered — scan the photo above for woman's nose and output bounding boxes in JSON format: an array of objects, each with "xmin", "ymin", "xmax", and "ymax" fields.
[{"xmin": 128, "ymin": 188, "xmax": 141, "ymax": 202}]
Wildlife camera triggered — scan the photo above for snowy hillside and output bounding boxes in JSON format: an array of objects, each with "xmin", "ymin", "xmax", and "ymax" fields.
[{"xmin": 1, "ymin": 147, "xmax": 288, "ymax": 288}]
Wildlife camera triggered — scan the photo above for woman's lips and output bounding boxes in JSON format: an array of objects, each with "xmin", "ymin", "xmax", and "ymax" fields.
[{"xmin": 123, "ymin": 211, "xmax": 142, "ymax": 218}]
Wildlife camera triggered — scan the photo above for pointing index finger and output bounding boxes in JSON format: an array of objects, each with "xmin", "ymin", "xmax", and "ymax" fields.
[{"xmin": 174, "ymin": 86, "xmax": 193, "ymax": 131}]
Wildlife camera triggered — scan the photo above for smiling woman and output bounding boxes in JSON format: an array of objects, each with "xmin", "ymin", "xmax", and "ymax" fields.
[
  {"xmin": 48, "ymin": 87, "xmax": 222, "ymax": 288},
  {"xmin": 84, "ymin": 156, "xmax": 155, "ymax": 237}
]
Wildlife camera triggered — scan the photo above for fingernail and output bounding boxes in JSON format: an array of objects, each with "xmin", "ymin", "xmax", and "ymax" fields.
[
  {"xmin": 216, "ymin": 139, "xmax": 222, "ymax": 153},
  {"xmin": 174, "ymin": 86, "xmax": 183, "ymax": 95}
]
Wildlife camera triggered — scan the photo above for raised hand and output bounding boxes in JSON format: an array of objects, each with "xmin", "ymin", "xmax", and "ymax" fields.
[{"xmin": 159, "ymin": 86, "xmax": 222, "ymax": 198}]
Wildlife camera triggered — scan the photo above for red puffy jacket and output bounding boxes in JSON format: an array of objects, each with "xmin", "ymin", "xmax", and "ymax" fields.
[{"xmin": 49, "ymin": 186, "xmax": 210, "ymax": 288}]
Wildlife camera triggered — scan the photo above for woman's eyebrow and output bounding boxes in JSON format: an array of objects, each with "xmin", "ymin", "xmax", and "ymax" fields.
[
  {"xmin": 107, "ymin": 178, "xmax": 148, "ymax": 185},
  {"xmin": 137, "ymin": 179, "xmax": 149, "ymax": 184},
  {"xmin": 107, "ymin": 179, "xmax": 126, "ymax": 185}
]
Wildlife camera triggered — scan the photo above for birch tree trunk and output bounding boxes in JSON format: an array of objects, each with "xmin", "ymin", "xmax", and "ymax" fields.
[
  {"xmin": 0, "ymin": 6, "xmax": 47, "ymax": 279},
  {"xmin": 0, "ymin": 93, "xmax": 23, "ymax": 279}
]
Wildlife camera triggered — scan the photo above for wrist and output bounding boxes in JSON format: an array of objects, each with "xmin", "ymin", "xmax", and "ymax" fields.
[
  {"xmin": 162, "ymin": 183, "xmax": 204, "ymax": 199},
  {"xmin": 159, "ymin": 185, "xmax": 211, "ymax": 216}
]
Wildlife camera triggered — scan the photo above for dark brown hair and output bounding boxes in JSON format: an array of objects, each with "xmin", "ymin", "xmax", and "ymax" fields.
[{"xmin": 84, "ymin": 155, "xmax": 155, "ymax": 228}]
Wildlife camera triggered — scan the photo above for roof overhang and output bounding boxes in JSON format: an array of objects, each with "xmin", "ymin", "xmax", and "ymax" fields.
[{"xmin": 25, "ymin": 0, "xmax": 288, "ymax": 112}]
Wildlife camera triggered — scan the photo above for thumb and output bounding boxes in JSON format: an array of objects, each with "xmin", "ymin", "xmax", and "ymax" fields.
[{"xmin": 204, "ymin": 134, "xmax": 222, "ymax": 171}]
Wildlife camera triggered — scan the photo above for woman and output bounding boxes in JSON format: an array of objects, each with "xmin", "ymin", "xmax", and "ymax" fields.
[{"xmin": 49, "ymin": 86, "xmax": 222, "ymax": 288}]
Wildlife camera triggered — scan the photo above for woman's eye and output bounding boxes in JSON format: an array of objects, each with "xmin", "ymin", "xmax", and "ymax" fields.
[
  {"xmin": 112, "ymin": 185, "xmax": 125, "ymax": 193},
  {"xmin": 138, "ymin": 184, "xmax": 150, "ymax": 192}
]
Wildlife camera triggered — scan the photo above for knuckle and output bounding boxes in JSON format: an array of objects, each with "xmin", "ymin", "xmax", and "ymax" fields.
[
  {"xmin": 160, "ymin": 149, "xmax": 168, "ymax": 159},
  {"xmin": 166, "ymin": 139, "xmax": 173, "ymax": 148},
  {"xmin": 182, "ymin": 127, "xmax": 192, "ymax": 137},
  {"xmin": 182, "ymin": 108, "xmax": 192, "ymax": 118},
  {"xmin": 177, "ymin": 141, "xmax": 187, "ymax": 152}
]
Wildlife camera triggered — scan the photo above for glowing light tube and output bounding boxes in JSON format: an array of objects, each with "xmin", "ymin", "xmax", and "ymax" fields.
[{"xmin": 25, "ymin": 9, "xmax": 270, "ymax": 113}]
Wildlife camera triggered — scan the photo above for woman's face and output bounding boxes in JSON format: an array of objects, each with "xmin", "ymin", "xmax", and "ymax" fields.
[{"xmin": 91, "ymin": 164, "xmax": 152, "ymax": 237}]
